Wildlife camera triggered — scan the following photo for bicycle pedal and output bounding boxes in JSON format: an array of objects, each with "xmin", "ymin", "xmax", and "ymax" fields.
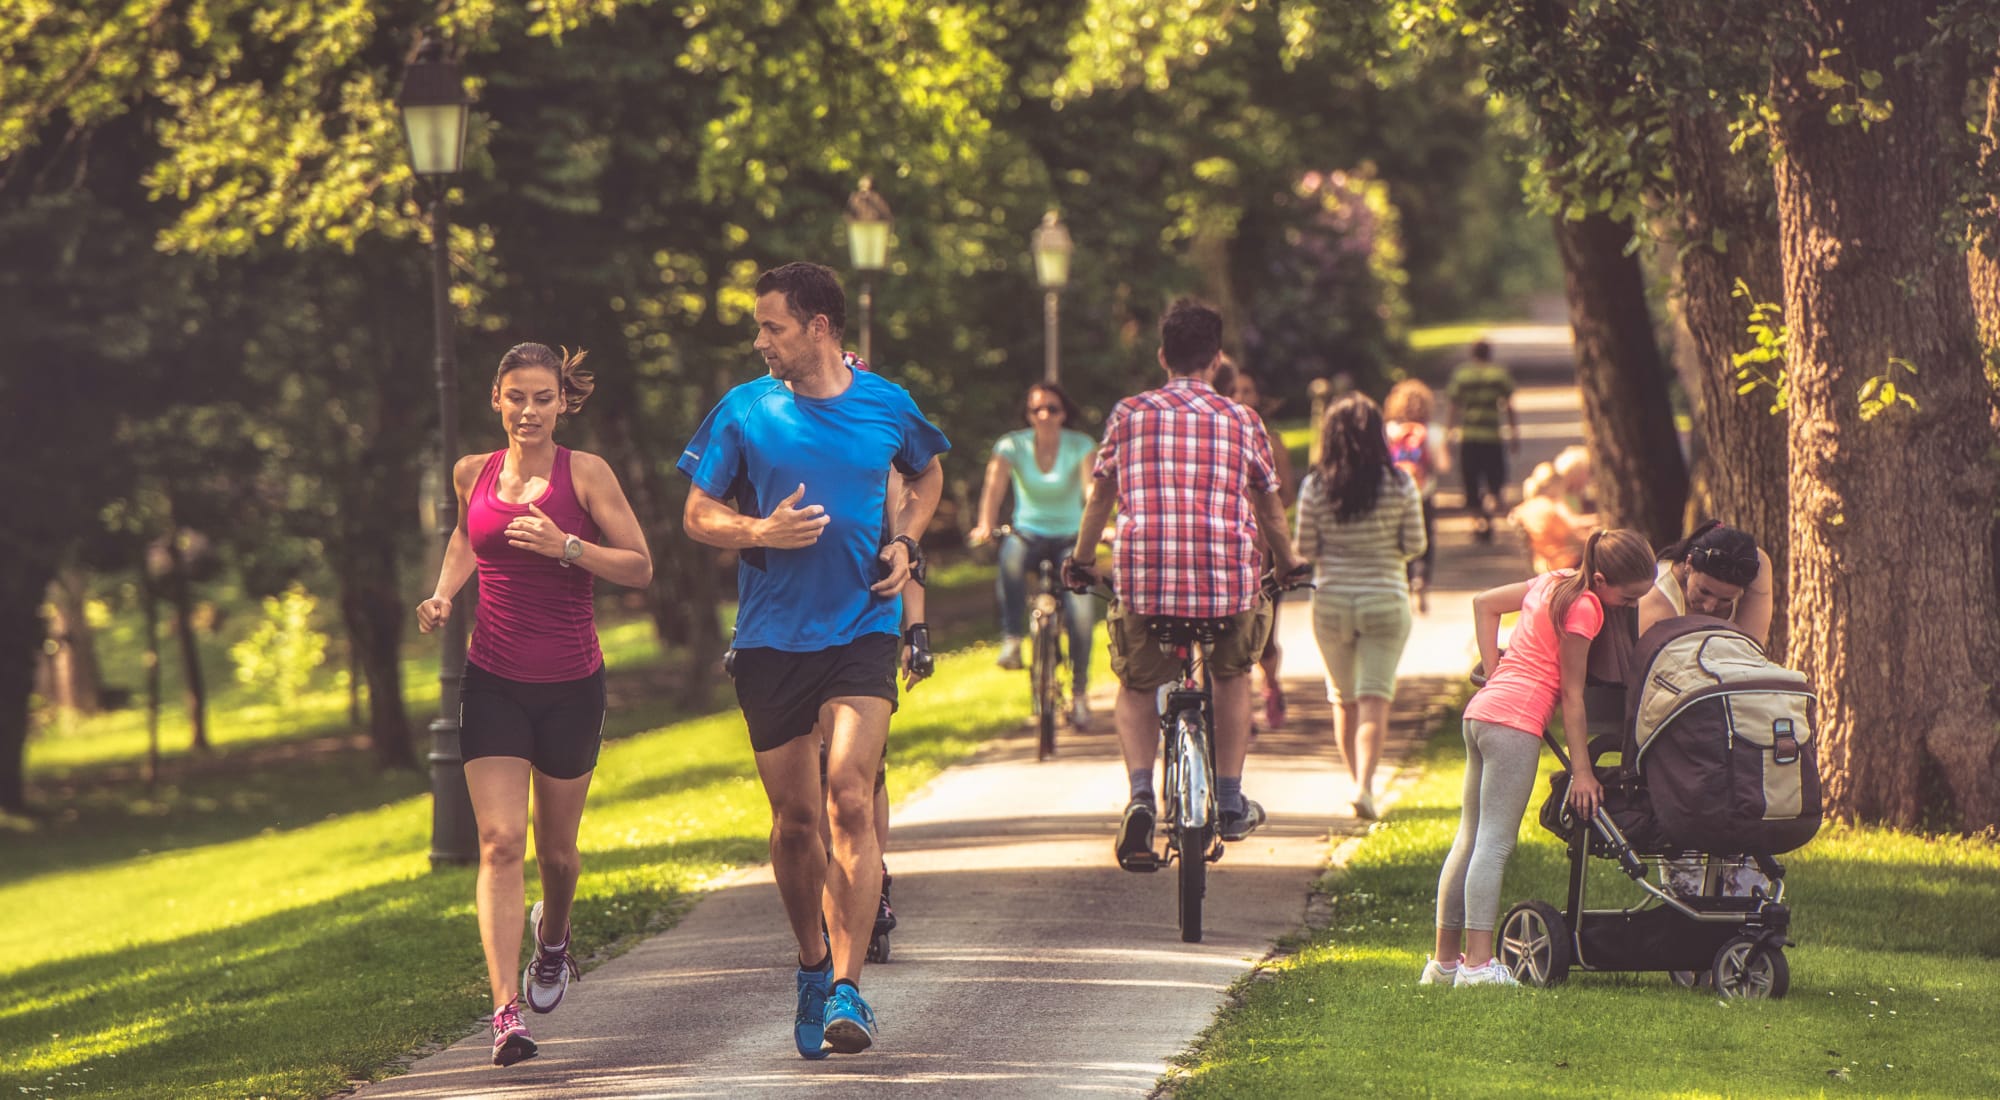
[{"xmin": 1119, "ymin": 851, "xmax": 1161, "ymax": 873}]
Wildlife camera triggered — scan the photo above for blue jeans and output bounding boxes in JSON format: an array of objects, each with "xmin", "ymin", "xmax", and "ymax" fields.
[{"xmin": 997, "ymin": 532, "xmax": 1093, "ymax": 692}]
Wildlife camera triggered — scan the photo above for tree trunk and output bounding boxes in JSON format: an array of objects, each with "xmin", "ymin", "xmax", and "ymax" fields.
[
  {"xmin": 0, "ymin": 559, "xmax": 54, "ymax": 815},
  {"xmin": 1552, "ymin": 211, "xmax": 1690, "ymax": 547},
  {"xmin": 1668, "ymin": 110, "xmax": 1794, "ymax": 660},
  {"xmin": 1964, "ymin": 69, "xmax": 2000, "ymax": 613},
  {"xmin": 142, "ymin": 569, "xmax": 162, "ymax": 788},
  {"xmin": 44, "ymin": 569, "xmax": 104, "ymax": 713},
  {"xmin": 1770, "ymin": 1, "xmax": 2000, "ymax": 829},
  {"xmin": 160, "ymin": 529, "xmax": 210, "ymax": 752},
  {"xmin": 334, "ymin": 535, "xmax": 415, "ymax": 770}
]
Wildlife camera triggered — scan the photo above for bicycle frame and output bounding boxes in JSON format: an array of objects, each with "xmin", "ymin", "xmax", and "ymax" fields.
[{"xmin": 1159, "ymin": 643, "xmax": 1216, "ymax": 834}]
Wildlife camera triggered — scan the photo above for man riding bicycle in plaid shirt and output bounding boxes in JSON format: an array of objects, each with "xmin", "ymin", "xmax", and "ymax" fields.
[{"xmin": 1065, "ymin": 299, "xmax": 1307, "ymax": 868}]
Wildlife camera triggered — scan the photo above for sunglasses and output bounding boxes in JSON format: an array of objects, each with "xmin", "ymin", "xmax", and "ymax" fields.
[{"xmin": 1030, "ymin": 404, "xmax": 1063, "ymax": 415}]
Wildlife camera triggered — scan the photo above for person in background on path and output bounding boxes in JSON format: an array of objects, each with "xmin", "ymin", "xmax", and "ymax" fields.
[
  {"xmin": 416, "ymin": 343, "xmax": 654, "ymax": 1067},
  {"xmin": 1553, "ymin": 445, "xmax": 1597, "ymax": 517},
  {"xmin": 1510, "ymin": 461, "xmax": 1592, "ymax": 573},
  {"xmin": 680, "ymin": 262, "xmax": 949, "ymax": 1058},
  {"xmin": 968, "ymin": 382, "xmax": 1098, "ymax": 728},
  {"xmin": 1065, "ymin": 299, "xmax": 1308, "ymax": 867},
  {"xmin": 1445, "ymin": 340, "xmax": 1519, "ymax": 543},
  {"xmin": 1228, "ymin": 362, "xmax": 1298, "ymax": 730},
  {"xmin": 1424, "ymin": 529, "xmax": 1655, "ymax": 988},
  {"xmin": 1383, "ymin": 379, "xmax": 1449, "ymax": 614},
  {"xmin": 1296, "ymin": 394, "xmax": 1426, "ymax": 821}
]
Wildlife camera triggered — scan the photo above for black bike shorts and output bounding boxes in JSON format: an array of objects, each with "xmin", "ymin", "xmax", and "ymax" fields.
[
  {"xmin": 732, "ymin": 633, "xmax": 900, "ymax": 754},
  {"xmin": 459, "ymin": 660, "xmax": 607, "ymax": 779}
]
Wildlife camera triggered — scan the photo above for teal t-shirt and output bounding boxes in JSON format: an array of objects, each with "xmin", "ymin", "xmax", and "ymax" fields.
[{"xmin": 993, "ymin": 428, "xmax": 1094, "ymax": 538}]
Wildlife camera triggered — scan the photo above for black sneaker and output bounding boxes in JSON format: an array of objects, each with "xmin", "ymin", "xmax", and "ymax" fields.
[
  {"xmin": 1116, "ymin": 798, "xmax": 1157, "ymax": 869},
  {"xmin": 1219, "ymin": 799, "xmax": 1268, "ymax": 842}
]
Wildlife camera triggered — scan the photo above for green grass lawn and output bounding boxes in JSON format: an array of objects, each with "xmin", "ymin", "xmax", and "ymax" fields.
[
  {"xmin": 4, "ymin": 619, "xmax": 1101, "ymax": 1099},
  {"xmin": 1170, "ymin": 719, "xmax": 2000, "ymax": 1099}
]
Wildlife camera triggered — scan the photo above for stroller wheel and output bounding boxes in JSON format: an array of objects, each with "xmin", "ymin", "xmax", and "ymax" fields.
[
  {"xmin": 1711, "ymin": 936, "xmax": 1789, "ymax": 999},
  {"xmin": 1498, "ymin": 900, "xmax": 1572, "ymax": 987},
  {"xmin": 1669, "ymin": 969, "xmax": 1713, "ymax": 991}
]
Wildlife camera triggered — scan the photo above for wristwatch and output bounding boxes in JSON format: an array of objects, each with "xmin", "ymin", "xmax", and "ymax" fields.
[
  {"xmin": 887, "ymin": 534, "xmax": 926, "ymax": 584},
  {"xmin": 560, "ymin": 533, "xmax": 585, "ymax": 567}
]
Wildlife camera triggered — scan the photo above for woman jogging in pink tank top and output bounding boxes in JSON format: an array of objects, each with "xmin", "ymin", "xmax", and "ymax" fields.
[{"xmin": 415, "ymin": 343, "xmax": 652, "ymax": 1066}]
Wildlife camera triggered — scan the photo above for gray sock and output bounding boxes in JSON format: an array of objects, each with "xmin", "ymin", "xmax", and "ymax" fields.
[
  {"xmin": 1218, "ymin": 776, "xmax": 1245, "ymax": 816},
  {"xmin": 1129, "ymin": 769, "xmax": 1153, "ymax": 804}
]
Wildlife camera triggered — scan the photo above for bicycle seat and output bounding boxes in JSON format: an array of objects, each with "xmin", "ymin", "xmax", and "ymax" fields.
[{"xmin": 1147, "ymin": 616, "xmax": 1232, "ymax": 645}]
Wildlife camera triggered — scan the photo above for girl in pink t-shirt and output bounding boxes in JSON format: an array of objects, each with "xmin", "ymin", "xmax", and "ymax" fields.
[{"xmin": 1423, "ymin": 529, "xmax": 1655, "ymax": 987}]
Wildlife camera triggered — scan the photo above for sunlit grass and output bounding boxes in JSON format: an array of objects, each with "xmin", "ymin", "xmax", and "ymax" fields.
[
  {"xmin": 4, "ymin": 629, "xmax": 1102, "ymax": 1098},
  {"xmin": 1171, "ymin": 719, "xmax": 2000, "ymax": 1099}
]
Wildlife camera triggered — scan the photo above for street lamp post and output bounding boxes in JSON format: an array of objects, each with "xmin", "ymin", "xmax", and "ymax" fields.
[
  {"xmin": 398, "ymin": 30, "xmax": 478, "ymax": 868},
  {"xmin": 845, "ymin": 179, "xmax": 892, "ymax": 365},
  {"xmin": 1031, "ymin": 210, "xmax": 1074, "ymax": 384}
]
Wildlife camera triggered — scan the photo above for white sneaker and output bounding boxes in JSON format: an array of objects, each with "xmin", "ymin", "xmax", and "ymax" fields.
[
  {"xmin": 522, "ymin": 899, "xmax": 580, "ymax": 1013},
  {"xmin": 996, "ymin": 636, "xmax": 1024, "ymax": 670},
  {"xmin": 1418, "ymin": 957, "xmax": 1459, "ymax": 985},
  {"xmin": 1070, "ymin": 696, "xmax": 1093, "ymax": 730},
  {"xmin": 1453, "ymin": 961, "xmax": 1522, "ymax": 988}
]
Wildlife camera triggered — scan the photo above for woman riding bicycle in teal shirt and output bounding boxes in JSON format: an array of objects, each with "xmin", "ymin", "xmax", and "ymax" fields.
[{"xmin": 969, "ymin": 382, "xmax": 1098, "ymax": 728}]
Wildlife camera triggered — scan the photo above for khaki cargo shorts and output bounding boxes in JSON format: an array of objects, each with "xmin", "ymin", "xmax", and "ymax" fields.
[{"xmin": 1107, "ymin": 597, "xmax": 1273, "ymax": 692}]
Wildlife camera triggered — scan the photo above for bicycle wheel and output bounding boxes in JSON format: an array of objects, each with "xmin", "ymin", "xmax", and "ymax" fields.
[
  {"xmin": 1031, "ymin": 600, "xmax": 1062, "ymax": 760},
  {"xmin": 1172, "ymin": 710, "xmax": 1210, "ymax": 943}
]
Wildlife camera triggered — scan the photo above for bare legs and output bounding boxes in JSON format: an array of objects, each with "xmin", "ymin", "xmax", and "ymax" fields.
[
  {"xmin": 1333, "ymin": 695, "xmax": 1391, "ymax": 803},
  {"xmin": 756, "ymin": 697, "xmax": 890, "ymax": 982},
  {"xmin": 465, "ymin": 757, "xmax": 595, "ymax": 1009},
  {"xmin": 1113, "ymin": 672, "xmax": 1255, "ymax": 783}
]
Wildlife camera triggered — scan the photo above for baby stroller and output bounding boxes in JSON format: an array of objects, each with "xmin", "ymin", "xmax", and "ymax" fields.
[{"xmin": 1496, "ymin": 615, "xmax": 1820, "ymax": 998}]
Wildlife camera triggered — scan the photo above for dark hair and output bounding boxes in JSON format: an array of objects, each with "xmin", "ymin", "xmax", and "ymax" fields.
[
  {"xmin": 1024, "ymin": 382, "xmax": 1085, "ymax": 429},
  {"xmin": 754, "ymin": 261, "xmax": 846, "ymax": 337},
  {"xmin": 1547, "ymin": 528, "xmax": 1654, "ymax": 635},
  {"xmin": 1659, "ymin": 519, "xmax": 1761, "ymax": 589},
  {"xmin": 495, "ymin": 342, "xmax": 594, "ymax": 414},
  {"xmin": 1209, "ymin": 355, "xmax": 1239, "ymax": 400},
  {"xmin": 1160, "ymin": 298, "xmax": 1223, "ymax": 375},
  {"xmin": 1471, "ymin": 339, "xmax": 1493, "ymax": 361},
  {"xmin": 1313, "ymin": 393, "xmax": 1396, "ymax": 523}
]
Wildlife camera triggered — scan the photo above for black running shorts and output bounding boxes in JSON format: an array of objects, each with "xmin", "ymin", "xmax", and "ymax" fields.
[
  {"xmin": 459, "ymin": 660, "xmax": 607, "ymax": 779},
  {"xmin": 732, "ymin": 633, "xmax": 900, "ymax": 753}
]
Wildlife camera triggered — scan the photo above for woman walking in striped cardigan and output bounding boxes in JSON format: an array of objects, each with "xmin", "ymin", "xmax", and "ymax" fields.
[{"xmin": 1296, "ymin": 393, "xmax": 1427, "ymax": 820}]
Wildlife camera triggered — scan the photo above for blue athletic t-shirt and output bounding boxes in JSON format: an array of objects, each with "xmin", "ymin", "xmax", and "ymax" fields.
[{"xmin": 678, "ymin": 368, "xmax": 951, "ymax": 652}]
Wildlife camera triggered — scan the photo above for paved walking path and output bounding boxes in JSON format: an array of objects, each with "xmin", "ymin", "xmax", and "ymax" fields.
[{"xmin": 353, "ymin": 376, "xmax": 1584, "ymax": 1099}]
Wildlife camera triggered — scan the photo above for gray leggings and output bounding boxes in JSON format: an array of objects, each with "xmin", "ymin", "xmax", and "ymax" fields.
[{"xmin": 1435, "ymin": 718, "xmax": 1544, "ymax": 933}]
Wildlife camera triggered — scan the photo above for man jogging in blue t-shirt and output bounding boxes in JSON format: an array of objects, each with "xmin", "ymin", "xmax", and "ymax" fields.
[{"xmin": 679, "ymin": 262, "xmax": 948, "ymax": 1059}]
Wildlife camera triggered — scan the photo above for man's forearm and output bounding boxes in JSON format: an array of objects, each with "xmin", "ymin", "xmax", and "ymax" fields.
[
  {"xmin": 1253, "ymin": 488, "xmax": 1295, "ymax": 564},
  {"xmin": 683, "ymin": 493, "xmax": 764, "ymax": 551},
  {"xmin": 892, "ymin": 459, "xmax": 945, "ymax": 540},
  {"xmin": 1073, "ymin": 478, "xmax": 1117, "ymax": 558}
]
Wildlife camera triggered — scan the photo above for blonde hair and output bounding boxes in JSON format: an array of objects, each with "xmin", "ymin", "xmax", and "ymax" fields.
[
  {"xmin": 1523, "ymin": 462, "xmax": 1559, "ymax": 499},
  {"xmin": 1384, "ymin": 378, "xmax": 1435, "ymax": 424},
  {"xmin": 1554, "ymin": 445, "xmax": 1590, "ymax": 479},
  {"xmin": 1546, "ymin": 528, "xmax": 1652, "ymax": 635}
]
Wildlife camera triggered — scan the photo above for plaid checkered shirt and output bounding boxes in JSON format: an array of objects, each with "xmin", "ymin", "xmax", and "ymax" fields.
[{"xmin": 1092, "ymin": 377, "xmax": 1278, "ymax": 617}]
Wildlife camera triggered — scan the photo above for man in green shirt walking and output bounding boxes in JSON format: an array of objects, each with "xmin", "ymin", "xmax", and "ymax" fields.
[{"xmin": 1445, "ymin": 340, "xmax": 1519, "ymax": 543}]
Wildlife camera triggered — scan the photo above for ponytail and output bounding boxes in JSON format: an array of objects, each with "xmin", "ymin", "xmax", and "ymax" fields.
[
  {"xmin": 1545, "ymin": 531, "xmax": 1603, "ymax": 636},
  {"xmin": 557, "ymin": 346, "xmax": 594, "ymax": 413}
]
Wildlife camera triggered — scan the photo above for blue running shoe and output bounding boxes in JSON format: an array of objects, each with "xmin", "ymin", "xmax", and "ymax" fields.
[
  {"xmin": 794, "ymin": 959, "xmax": 833, "ymax": 1059},
  {"xmin": 822, "ymin": 983, "xmax": 878, "ymax": 1054}
]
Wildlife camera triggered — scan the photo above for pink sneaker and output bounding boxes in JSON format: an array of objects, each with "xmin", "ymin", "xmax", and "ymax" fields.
[{"xmin": 491, "ymin": 998, "xmax": 537, "ymax": 1066}]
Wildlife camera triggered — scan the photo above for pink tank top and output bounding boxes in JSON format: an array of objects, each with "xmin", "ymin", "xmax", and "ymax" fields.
[{"xmin": 465, "ymin": 447, "xmax": 603, "ymax": 682}]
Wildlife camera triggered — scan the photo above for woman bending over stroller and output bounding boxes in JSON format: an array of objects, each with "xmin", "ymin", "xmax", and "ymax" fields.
[
  {"xmin": 1424, "ymin": 530, "xmax": 1656, "ymax": 987},
  {"xmin": 1637, "ymin": 519, "xmax": 1773, "ymax": 647}
]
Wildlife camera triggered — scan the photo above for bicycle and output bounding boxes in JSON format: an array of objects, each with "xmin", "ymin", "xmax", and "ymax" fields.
[
  {"xmin": 993, "ymin": 525, "xmax": 1073, "ymax": 762},
  {"xmin": 1066, "ymin": 562, "xmax": 1312, "ymax": 943}
]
